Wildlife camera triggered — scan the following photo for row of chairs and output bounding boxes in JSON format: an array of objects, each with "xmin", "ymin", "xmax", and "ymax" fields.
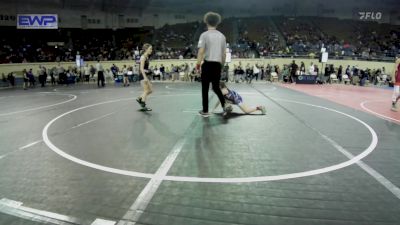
[
  {"xmin": 329, "ymin": 74, "xmax": 388, "ymax": 85},
  {"xmin": 329, "ymin": 74, "xmax": 358, "ymax": 84}
]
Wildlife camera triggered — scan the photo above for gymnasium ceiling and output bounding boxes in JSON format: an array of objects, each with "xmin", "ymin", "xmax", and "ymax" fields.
[{"xmin": 3, "ymin": 0, "xmax": 400, "ymax": 14}]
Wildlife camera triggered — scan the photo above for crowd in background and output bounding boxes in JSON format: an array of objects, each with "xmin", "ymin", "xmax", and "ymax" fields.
[
  {"xmin": 229, "ymin": 60, "xmax": 392, "ymax": 86},
  {"xmin": 1, "ymin": 15, "xmax": 398, "ymax": 89},
  {"xmin": 1, "ymin": 59, "xmax": 394, "ymax": 90},
  {"xmin": 0, "ymin": 60, "xmax": 203, "ymax": 89},
  {"xmin": 1, "ymin": 16, "xmax": 399, "ymax": 64}
]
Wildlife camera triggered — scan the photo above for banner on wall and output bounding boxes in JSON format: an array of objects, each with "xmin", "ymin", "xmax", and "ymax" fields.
[{"xmin": 17, "ymin": 14, "xmax": 58, "ymax": 29}]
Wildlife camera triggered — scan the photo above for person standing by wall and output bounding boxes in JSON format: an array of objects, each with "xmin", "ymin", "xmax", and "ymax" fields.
[
  {"xmin": 96, "ymin": 60, "xmax": 105, "ymax": 87},
  {"xmin": 300, "ymin": 61, "xmax": 306, "ymax": 75},
  {"xmin": 83, "ymin": 64, "xmax": 90, "ymax": 83},
  {"xmin": 57, "ymin": 63, "xmax": 65, "ymax": 85},
  {"xmin": 309, "ymin": 62, "xmax": 315, "ymax": 75},
  {"xmin": 122, "ymin": 65, "xmax": 128, "ymax": 86},
  {"xmin": 22, "ymin": 69, "xmax": 29, "ymax": 90},
  {"xmin": 38, "ymin": 65, "xmax": 47, "ymax": 87},
  {"xmin": 290, "ymin": 60, "xmax": 298, "ymax": 83},
  {"xmin": 196, "ymin": 11, "xmax": 227, "ymax": 117},
  {"xmin": 7, "ymin": 72, "xmax": 15, "ymax": 87}
]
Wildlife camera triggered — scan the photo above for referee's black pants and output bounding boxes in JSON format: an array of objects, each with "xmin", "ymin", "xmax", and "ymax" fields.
[
  {"xmin": 201, "ymin": 61, "xmax": 225, "ymax": 113},
  {"xmin": 97, "ymin": 71, "xmax": 105, "ymax": 87}
]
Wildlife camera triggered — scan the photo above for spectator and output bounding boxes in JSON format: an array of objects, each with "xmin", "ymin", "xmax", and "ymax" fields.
[
  {"xmin": 84, "ymin": 64, "xmax": 90, "ymax": 82},
  {"xmin": 111, "ymin": 64, "xmax": 118, "ymax": 78},
  {"xmin": 38, "ymin": 65, "xmax": 47, "ymax": 87},
  {"xmin": 96, "ymin": 60, "xmax": 105, "ymax": 87},
  {"xmin": 105, "ymin": 69, "xmax": 114, "ymax": 84},
  {"xmin": 27, "ymin": 69, "xmax": 35, "ymax": 87},
  {"xmin": 290, "ymin": 60, "xmax": 298, "ymax": 83},
  {"xmin": 309, "ymin": 62, "xmax": 315, "ymax": 75},
  {"xmin": 7, "ymin": 72, "xmax": 15, "ymax": 87},
  {"xmin": 22, "ymin": 69, "xmax": 29, "ymax": 90},
  {"xmin": 300, "ymin": 62, "xmax": 305, "ymax": 75},
  {"xmin": 337, "ymin": 65, "xmax": 343, "ymax": 82},
  {"xmin": 122, "ymin": 65, "xmax": 128, "ymax": 85},
  {"xmin": 57, "ymin": 63, "xmax": 65, "ymax": 85}
]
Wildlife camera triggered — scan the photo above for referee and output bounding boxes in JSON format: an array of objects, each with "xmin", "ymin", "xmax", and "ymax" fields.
[{"xmin": 197, "ymin": 12, "xmax": 227, "ymax": 117}]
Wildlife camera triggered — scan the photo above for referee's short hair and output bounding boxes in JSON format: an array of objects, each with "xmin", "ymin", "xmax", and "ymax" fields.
[{"xmin": 203, "ymin": 12, "xmax": 221, "ymax": 27}]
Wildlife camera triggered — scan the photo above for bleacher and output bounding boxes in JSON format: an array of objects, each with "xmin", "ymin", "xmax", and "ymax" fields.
[
  {"xmin": 313, "ymin": 17, "xmax": 356, "ymax": 44},
  {"xmin": 157, "ymin": 22, "xmax": 198, "ymax": 48},
  {"xmin": 218, "ymin": 18, "xmax": 236, "ymax": 44},
  {"xmin": 0, "ymin": 16, "xmax": 399, "ymax": 63},
  {"xmin": 240, "ymin": 17, "xmax": 271, "ymax": 43}
]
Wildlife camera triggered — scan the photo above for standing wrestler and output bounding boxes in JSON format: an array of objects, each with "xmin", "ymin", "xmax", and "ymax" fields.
[{"xmin": 136, "ymin": 43, "xmax": 153, "ymax": 111}]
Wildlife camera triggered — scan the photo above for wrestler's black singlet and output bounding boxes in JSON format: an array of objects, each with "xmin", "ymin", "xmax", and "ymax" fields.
[{"xmin": 139, "ymin": 55, "xmax": 150, "ymax": 81}]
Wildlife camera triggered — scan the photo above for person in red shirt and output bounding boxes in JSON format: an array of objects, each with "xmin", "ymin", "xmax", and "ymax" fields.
[{"xmin": 391, "ymin": 57, "xmax": 400, "ymax": 112}]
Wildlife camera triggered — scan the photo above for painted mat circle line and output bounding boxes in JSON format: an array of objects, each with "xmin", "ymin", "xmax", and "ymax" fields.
[{"xmin": 42, "ymin": 97, "xmax": 378, "ymax": 183}]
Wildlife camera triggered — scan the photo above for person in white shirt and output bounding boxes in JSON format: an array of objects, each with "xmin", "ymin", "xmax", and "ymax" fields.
[
  {"xmin": 134, "ymin": 48, "xmax": 140, "ymax": 57},
  {"xmin": 105, "ymin": 69, "xmax": 114, "ymax": 84},
  {"xmin": 84, "ymin": 64, "xmax": 90, "ymax": 82},
  {"xmin": 38, "ymin": 65, "xmax": 47, "ymax": 87},
  {"xmin": 57, "ymin": 63, "xmax": 65, "ymax": 85},
  {"xmin": 133, "ymin": 65, "xmax": 139, "ymax": 79},
  {"xmin": 253, "ymin": 64, "xmax": 260, "ymax": 82},
  {"xmin": 125, "ymin": 66, "xmax": 132, "ymax": 87},
  {"xmin": 96, "ymin": 60, "xmax": 105, "ymax": 87},
  {"xmin": 309, "ymin": 62, "xmax": 316, "ymax": 75}
]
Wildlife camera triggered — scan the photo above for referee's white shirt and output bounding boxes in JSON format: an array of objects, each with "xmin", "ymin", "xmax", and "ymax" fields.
[{"xmin": 198, "ymin": 29, "xmax": 226, "ymax": 63}]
